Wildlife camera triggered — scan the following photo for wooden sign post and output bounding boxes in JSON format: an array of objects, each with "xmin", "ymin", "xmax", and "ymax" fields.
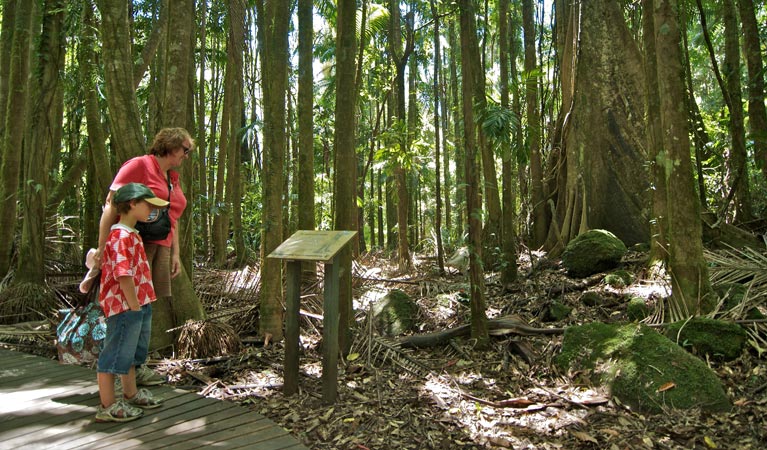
[{"xmin": 267, "ymin": 230, "xmax": 357, "ymax": 404}]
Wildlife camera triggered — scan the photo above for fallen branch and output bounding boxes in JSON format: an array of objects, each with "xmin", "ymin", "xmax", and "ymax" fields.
[{"xmin": 398, "ymin": 316, "xmax": 564, "ymax": 348}]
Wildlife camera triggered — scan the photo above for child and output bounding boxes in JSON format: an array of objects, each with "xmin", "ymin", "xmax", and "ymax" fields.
[{"xmin": 95, "ymin": 183, "xmax": 168, "ymax": 422}]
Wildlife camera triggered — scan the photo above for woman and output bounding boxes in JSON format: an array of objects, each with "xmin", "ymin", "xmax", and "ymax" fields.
[{"xmin": 94, "ymin": 127, "xmax": 193, "ymax": 385}]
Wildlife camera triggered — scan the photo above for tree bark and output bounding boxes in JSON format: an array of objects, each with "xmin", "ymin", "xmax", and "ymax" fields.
[
  {"xmin": 738, "ymin": 0, "xmax": 767, "ymax": 182},
  {"xmin": 523, "ymin": 0, "xmax": 547, "ymax": 249},
  {"xmin": 388, "ymin": 0, "xmax": 412, "ymax": 271},
  {"xmin": 16, "ymin": 0, "xmax": 65, "ymax": 285},
  {"xmin": 546, "ymin": 0, "xmax": 650, "ymax": 255},
  {"xmin": 258, "ymin": 0, "xmax": 290, "ymax": 340},
  {"xmin": 431, "ymin": 0, "xmax": 445, "ymax": 275},
  {"xmin": 722, "ymin": 0, "xmax": 752, "ymax": 223},
  {"xmin": 95, "ymin": 0, "xmax": 146, "ymax": 161},
  {"xmin": 297, "ymin": 0, "xmax": 316, "ymax": 279},
  {"xmin": 0, "ymin": 0, "xmax": 17, "ymax": 140},
  {"xmin": 224, "ymin": 0, "xmax": 246, "ymax": 267},
  {"xmin": 653, "ymin": 0, "xmax": 713, "ymax": 316},
  {"xmin": 0, "ymin": 0, "xmax": 34, "ymax": 277},
  {"xmin": 458, "ymin": 0, "xmax": 488, "ymax": 347},
  {"xmin": 499, "ymin": 0, "xmax": 517, "ymax": 287},
  {"xmin": 334, "ymin": 0, "xmax": 358, "ymax": 355}
]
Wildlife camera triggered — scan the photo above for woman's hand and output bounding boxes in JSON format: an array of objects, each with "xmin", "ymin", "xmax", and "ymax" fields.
[{"xmin": 171, "ymin": 253, "xmax": 182, "ymax": 279}]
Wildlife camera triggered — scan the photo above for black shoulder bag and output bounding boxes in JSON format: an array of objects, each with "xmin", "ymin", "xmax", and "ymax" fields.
[{"xmin": 135, "ymin": 172, "xmax": 172, "ymax": 241}]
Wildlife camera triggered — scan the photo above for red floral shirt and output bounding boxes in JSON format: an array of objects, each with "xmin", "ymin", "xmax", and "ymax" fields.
[{"xmin": 99, "ymin": 224, "xmax": 157, "ymax": 317}]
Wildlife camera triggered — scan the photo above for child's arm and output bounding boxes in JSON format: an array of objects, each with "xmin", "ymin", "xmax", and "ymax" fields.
[{"xmin": 118, "ymin": 275, "xmax": 142, "ymax": 311}]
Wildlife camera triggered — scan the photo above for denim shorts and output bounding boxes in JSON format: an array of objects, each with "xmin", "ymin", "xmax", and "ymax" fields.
[{"xmin": 97, "ymin": 304, "xmax": 152, "ymax": 375}]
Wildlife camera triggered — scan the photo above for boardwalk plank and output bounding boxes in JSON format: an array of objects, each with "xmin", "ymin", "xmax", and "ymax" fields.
[{"xmin": 0, "ymin": 349, "xmax": 308, "ymax": 450}]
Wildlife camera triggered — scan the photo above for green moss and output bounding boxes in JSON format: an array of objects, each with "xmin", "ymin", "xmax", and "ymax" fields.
[
  {"xmin": 580, "ymin": 291, "xmax": 603, "ymax": 306},
  {"xmin": 561, "ymin": 229, "xmax": 628, "ymax": 278},
  {"xmin": 371, "ymin": 289, "xmax": 419, "ymax": 336},
  {"xmin": 604, "ymin": 270, "xmax": 634, "ymax": 288},
  {"xmin": 626, "ymin": 297, "xmax": 649, "ymax": 321},
  {"xmin": 543, "ymin": 301, "xmax": 572, "ymax": 322},
  {"xmin": 556, "ymin": 323, "xmax": 730, "ymax": 413},
  {"xmin": 665, "ymin": 318, "xmax": 747, "ymax": 361},
  {"xmin": 714, "ymin": 283, "xmax": 765, "ymax": 319}
]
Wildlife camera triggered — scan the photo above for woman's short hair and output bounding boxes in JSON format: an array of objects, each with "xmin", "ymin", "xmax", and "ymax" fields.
[{"xmin": 148, "ymin": 127, "xmax": 194, "ymax": 157}]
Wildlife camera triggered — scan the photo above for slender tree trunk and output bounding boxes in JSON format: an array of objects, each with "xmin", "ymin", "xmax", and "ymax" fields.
[
  {"xmin": 297, "ymin": 0, "xmax": 316, "ymax": 279},
  {"xmin": 16, "ymin": 0, "xmax": 64, "ymax": 286},
  {"xmin": 431, "ymin": 0, "xmax": 445, "ymax": 275},
  {"xmin": 81, "ymin": 2, "xmax": 111, "ymax": 196},
  {"xmin": 654, "ymin": 0, "xmax": 713, "ymax": 316},
  {"xmin": 196, "ymin": 1, "xmax": 210, "ymax": 257},
  {"xmin": 258, "ymin": 0, "xmax": 289, "ymax": 340},
  {"xmin": 225, "ymin": 0, "xmax": 246, "ymax": 267},
  {"xmin": 389, "ymin": 0, "xmax": 412, "ymax": 271},
  {"xmin": 0, "ymin": 0, "xmax": 34, "ymax": 277},
  {"xmin": 642, "ymin": 0, "xmax": 669, "ymax": 268},
  {"xmin": 212, "ymin": 61, "xmax": 231, "ymax": 266},
  {"xmin": 523, "ymin": 0, "xmax": 547, "ymax": 249},
  {"xmin": 499, "ymin": 0, "xmax": 517, "ymax": 287},
  {"xmin": 458, "ymin": 0, "xmax": 488, "ymax": 347},
  {"xmin": 448, "ymin": 21, "xmax": 464, "ymax": 241},
  {"xmin": 334, "ymin": 0, "xmax": 357, "ymax": 354},
  {"xmin": 722, "ymin": 0, "xmax": 752, "ymax": 223},
  {"xmin": 738, "ymin": 0, "xmax": 767, "ymax": 181}
]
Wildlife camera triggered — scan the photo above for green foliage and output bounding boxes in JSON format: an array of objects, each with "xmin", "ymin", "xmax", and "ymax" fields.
[{"xmin": 479, "ymin": 100, "xmax": 520, "ymax": 161}]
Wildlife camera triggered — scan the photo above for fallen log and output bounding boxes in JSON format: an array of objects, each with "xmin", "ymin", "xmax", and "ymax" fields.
[{"xmin": 398, "ymin": 316, "xmax": 564, "ymax": 348}]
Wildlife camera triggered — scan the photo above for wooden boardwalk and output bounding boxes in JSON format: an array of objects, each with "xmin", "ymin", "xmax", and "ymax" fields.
[{"xmin": 0, "ymin": 348, "xmax": 309, "ymax": 450}]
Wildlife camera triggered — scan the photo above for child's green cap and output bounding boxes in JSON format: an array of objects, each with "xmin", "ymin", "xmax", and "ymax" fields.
[{"xmin": 113, "ymin": 183, "xmax": 169, "ymax": 207}]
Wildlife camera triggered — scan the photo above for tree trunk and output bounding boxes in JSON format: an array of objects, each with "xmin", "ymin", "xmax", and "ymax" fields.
[
  {"xmin": 546, "ymin": 0, "xmax": 650, "ymax": 255},
  {"xmin": 389, "ymin": 0, "xmax": 412, "ymax": 272},
  {"xmin": 334, "ymin": 0, "xmax": 357, "ymax": 355},
  {"xmin": 229, "ymin": 0, "xmax": 246, "ymax": 267},
  {"xmin": 738, "ymin": 0, "xmax": 767, "ymax": 182},
  {"xmin": 297, "ymin": 0, "xmax": 316, "ymax": 279},
  {"xmin": 0, "ymin": 0, "xmax": 34, "ymax": 277},
  {"xmin": 448, "ymin": 21, "xmax": 464, "ymax": 241},
  {"xmin": 642, "ymin": 0, "xmax": 669, "ymax": 269},
  {"xmin": 258, "ymin": 0, "xmax": 289, "ymax": 340},
  {"xmin": 653, "ymin": 0, "xmax": 713, "ymax": 316},
  {"xmin": 95, "ymin": 0, "xmax": 146, "ymax": 161},
  {"xmin": 431, "ymin": 0, "xmax": 445, "ymax": 275},
  {"xmin": 157, "ymin": 0, "xmax": 206, "ymax": 350},
  {"xmin": 81, "ymin": 4, "xmax": 112, "ymax": 197},
  {"xmin": 0, "ymin": 0, "xmax": 17, "ymax": 140},
  {"xmin": 196, "ymin": 1, "xmax": 209, "ymax": 257},
  {"xmin": 16, "ymin": 0, "xmax": 65, "ymax": 285},
  {"xmin": 523, "ymin": 0, "xmax": 547, "ymax": 249},
  {"xmin": 499, "ymin": 0, "xmax": 517, "ymax": 287},
  {"xmin": 722, "ymin": 0, "xmax": 752, "ymax": 223},
  {"xmin": 458, "ymin": 0, "xmax": 488, "ymax": 347}
]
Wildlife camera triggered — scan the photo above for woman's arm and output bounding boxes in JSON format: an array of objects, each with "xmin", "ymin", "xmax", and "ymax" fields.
[{"xmin": 171, "ymin": 222, "xmax": 181, "ymax": 278}]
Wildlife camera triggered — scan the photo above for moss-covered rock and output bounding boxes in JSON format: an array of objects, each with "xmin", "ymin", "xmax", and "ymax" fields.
[
  {"xmin": 542, "ymin": 301, "xmax": 572, "ymax": 322},
  {"xmin": 664, "ymin": 318, "xmax": 747, "ymax": 361},
  {"xmin": 371, "ymin": 289, "xmax": 419, "ymax": 336},
  {"xmin": 556, "ymin": 322, "xmax": 730, "ymax": 413},
  {"xmin": 561, "ymin": 230, "xmax": 627, "ymax": 278},
  {"xmin": 626, "ymin": 297, "xmax": 649, "ymax": 321},
  {"xmin": 604, "ymin": 270, "xmax": 634, "ymax": 288},
  {"xmin": 580, "ymin": 290, "xmax": 604, "ymax": 306}
]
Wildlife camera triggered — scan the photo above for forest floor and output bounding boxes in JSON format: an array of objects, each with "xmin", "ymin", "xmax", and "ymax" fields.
[
  {"xmin": 161, "ymin": 250, "xmax": 767, "ymax": 450},
  {"xmin": 7, "ymin": 249, "xmax": 767, "ymax": 449}
]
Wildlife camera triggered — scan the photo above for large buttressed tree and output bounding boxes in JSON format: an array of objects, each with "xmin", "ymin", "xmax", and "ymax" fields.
[{"xmin": 547, "ymin": 0, "xmax": 650, "ymax": 253}]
